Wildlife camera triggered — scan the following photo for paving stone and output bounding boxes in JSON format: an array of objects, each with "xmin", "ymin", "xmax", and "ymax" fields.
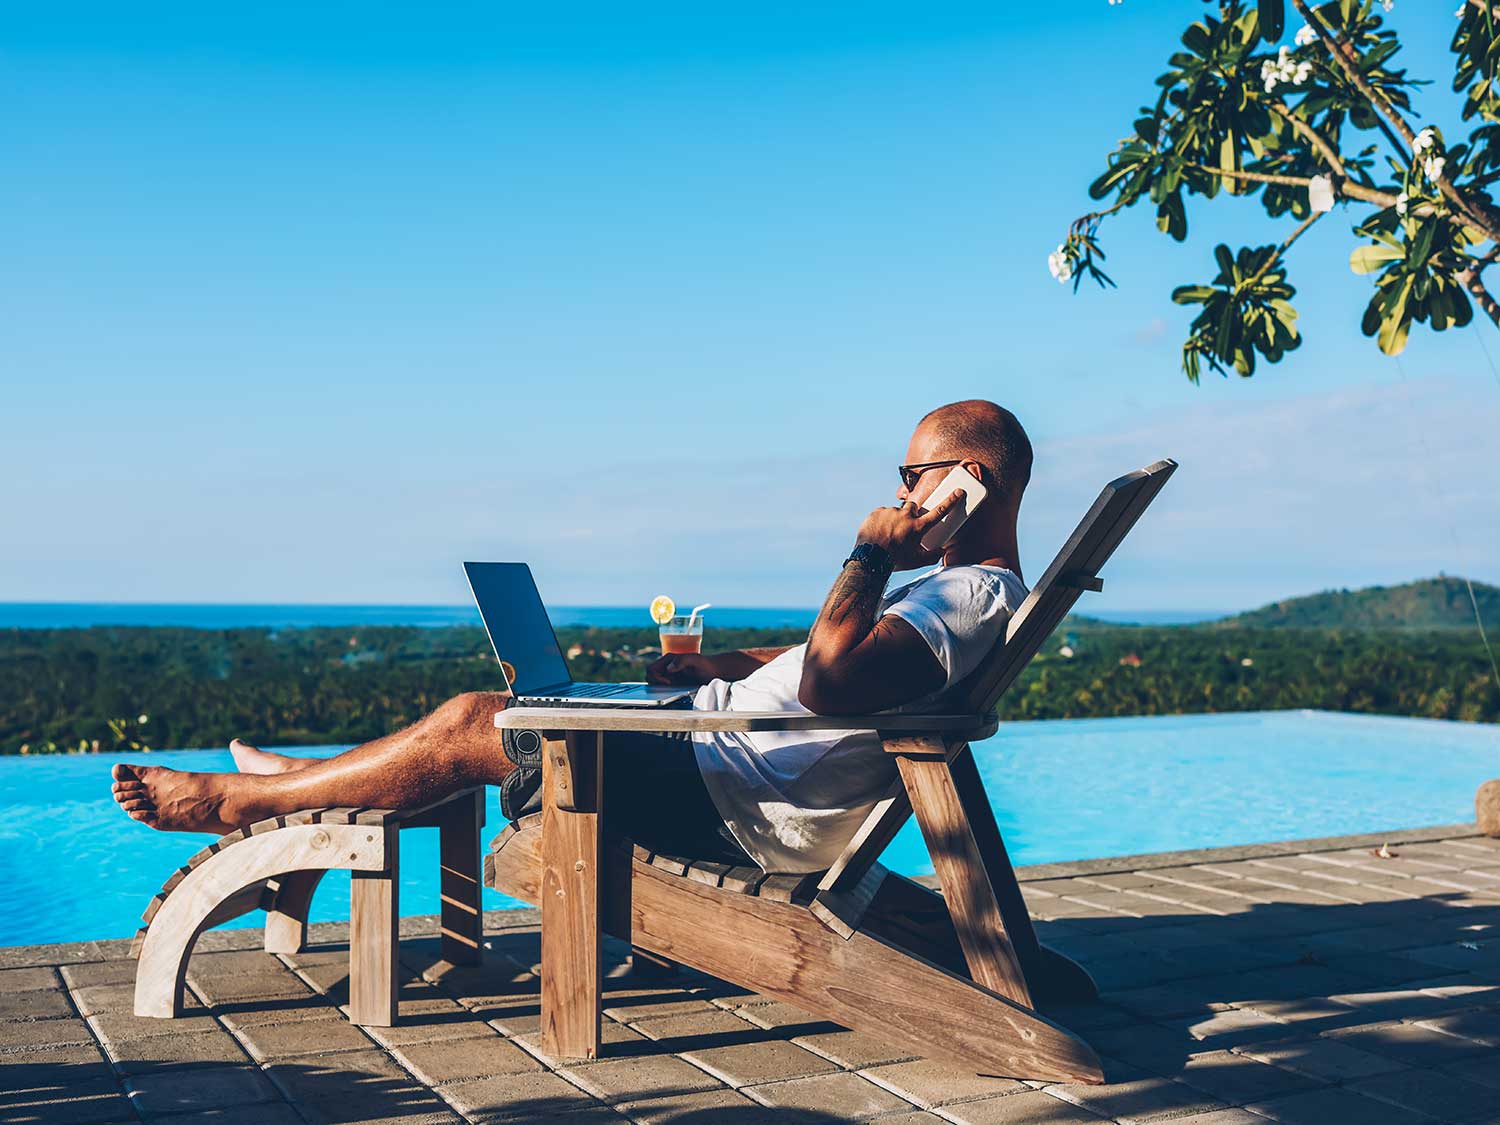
[
  {"xmin": 0, "ymin": 1041, "xmax": 115, "ymax": 1090},
  {"xmin": 731, "ymin": 999, "xmax": 833, "ymax": 1033},
  {"xmin": 1323, "ymin": 1018, "xmax": 1491, "ymax": 1067},
  {"xmin": 87, "ymin": 1008, "xmax": 224, "ymax": 1046},
  {"xmin": 358, "ymin": 1001, "xmax": 499, "ymax": 1047},
  {"xmin": 1348, "ymin": 1065, "xmax": 1497, "ymax": 1122},
  {"xmin": 0, "ymin": 987, "xmax": 76, "ymax": 1021},
  {"xmin": 1414, "ymin": 1005, "xmax": 1500, "ymax": 1047},
  {"xmin": 512, "ymin": 1019, "xmax": 647, "ymax": 1068},
  {"xmin": 72, "ymin": 982, "xmax": 202, "ymax": 1018},
  {"xmin": 1174, "ymin": 1007, "xmax": 1290, "ymax": 1048},
  {"xmin": 791, "ymin": 1026, "xmax": 917, "ymax": 1069},
  {"xmin": 1233, "ymin": 996, "xmax": 1362, "ymax": 1028},
  {"xmin": 872, "ymin": 1113, "xmax": 949, "ymax": 1124},
  {"xmin": 626, "ymin": 1007, "xmax": 763, "ymax": 1043},
  {"xmin": 1232, "ymin": 1035, "xmax": 1406, "ymax": 1082},
  {"xmin": 1086, "ymin": 1023, "xmax": 1202, "ymax": 1075},
  {"xmin": 1439, "ymin": 1054, "xmax": 1500, "ymax": 1091},
  {"xmin": 126, "ymin": 1064, "xmax": 280, "ymax": 1117},
  {"xmin": 0, "ymin": 941, "xmax": 106, "ymax": 969},
  {"xmin": 102, "ymin": 1026, "xmax": 252, "ymax": 1074},
  {"xmin": 556, "ymin": 1053, "xmax": 723, "ymax": 1103},
  {"xmin": 678, "ymin": 1037, "xmax": 839, "ymax": 1088},
  {"xmin": 599, "ymin": 987, "xmax": 720, "ymax": 1023},
  {"xmin": 147, "ymin": 1105, "xmax": 307, "ymax": 1124},
  {"xmin": 1321, "ymin": 950, "xmax": 1455, "ymax": 985},
  {"xmin": 0, "ymin": 967, "xmax": 61, "ymax": 993},
  {"xmin": 745, "ymin": 1069, "xmax": 913, "ymax": 1116},
  {"xmin": 438, "ymin": 1070, "xmax": 604, "ymax": 1121},
  {"xmin": 616, "ymin": 1087, "xmax": 780, "ymax": 1124},
  {"xmin": 0, "ymin": 1015, "xmax": 96, "ymax": 1051},
  {"xmin": 860, "ymin": 1059, "xmax": 1028, "ymax": 1108},
  {"xmin": 1050, "ymin": 1068, "xmax": 1226, "ymax": 1123},
  {"xmin": 0, "ymin": 1076, "xmax": 136, "ymax": 1124},
  {"xmin": 1103, "ymin": 981, "xmax": 1234, "ymax": 1020},
  {"xmin": 224, "ymin": 1011, "xmax": 377, "ymax": 1062},
  {"xmin": 1245, "ymin": 1085, "xmax": 1432, "ymax": 1124},
  {"xmin": 387, "ymin": 1034, "xmax": 542, "ymax": 1085},
  {"xmin": 1174, "ymin": 1049, "xmax": 1319, "ymax": 1104},
  {"xmin": 187, "ymin": 970, "xmax": 313, "ymax": 1008},
  {"xmin": 60, "ymin": 962, "xmax": 141, "ymax": 989},
  {"xmin": 934, "ymin": 1090, "xmax": 1116, "ymax": 1124},
  {"xmin": 263, "ymin": 1049, "xmax": 456, "ymax": 1124},
  {"xmin": 1404, "ymin": 939, "xmax": 1500, "ymax": 972}
]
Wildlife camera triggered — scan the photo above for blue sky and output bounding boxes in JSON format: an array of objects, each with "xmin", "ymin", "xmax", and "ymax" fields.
[{"xmin": 4, "ymin": 1, "xmax": 1497, "ymax": 612}]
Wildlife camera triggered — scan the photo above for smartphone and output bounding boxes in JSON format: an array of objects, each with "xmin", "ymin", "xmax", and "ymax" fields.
[{"xmin": 918, "ymin": 465, "xmax": 988, "ymax": 553}]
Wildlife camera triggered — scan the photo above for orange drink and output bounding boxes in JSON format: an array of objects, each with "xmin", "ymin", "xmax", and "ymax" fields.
[{"xmin": 659, "ymin": 615, "xmax": 703, "ymax": 654}]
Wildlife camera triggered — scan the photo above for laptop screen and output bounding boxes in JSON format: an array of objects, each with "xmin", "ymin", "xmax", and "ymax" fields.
[{"xmin": 463, "ymin": 562, "xmax": 572, "ymax": 694}]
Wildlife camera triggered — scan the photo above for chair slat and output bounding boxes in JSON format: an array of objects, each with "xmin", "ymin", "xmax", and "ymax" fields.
[
  {"xmin": 719, "ymin": 866, "xmax": 768, "ymax": 895},
  {"xmin": 684, "ymin": 860, "xmax": 733, "ymax": 888}
]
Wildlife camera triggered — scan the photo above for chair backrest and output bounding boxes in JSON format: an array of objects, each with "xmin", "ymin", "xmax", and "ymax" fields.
[
  {"xmin": 816, "ymin": 459, "xmax": 1176, "ymax": 897},
  {"xmin": 957, "ymin": 458, "xmax": 1178, "ymax": 715}
]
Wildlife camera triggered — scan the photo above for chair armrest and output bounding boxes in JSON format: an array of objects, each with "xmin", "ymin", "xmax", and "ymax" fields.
[{"xmin": 494, "ymin": 707, "xmax": 996, "ymax": 738}]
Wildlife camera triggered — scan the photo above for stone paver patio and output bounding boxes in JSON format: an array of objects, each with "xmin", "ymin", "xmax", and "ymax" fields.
[{"xmin": 4, "ymin": 823, "xmax": 1499, "ymax": 1124}]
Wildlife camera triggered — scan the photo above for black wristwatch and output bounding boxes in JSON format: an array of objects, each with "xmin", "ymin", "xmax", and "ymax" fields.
[{"xmin": 843, "ymin": 541, "xmax": 893, "ymax": 574}]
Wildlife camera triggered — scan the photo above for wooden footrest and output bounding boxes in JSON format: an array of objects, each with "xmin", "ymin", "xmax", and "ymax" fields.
[{"xmin": 131, "ymin": 788, "xmax": 487, "ymax": 1026}]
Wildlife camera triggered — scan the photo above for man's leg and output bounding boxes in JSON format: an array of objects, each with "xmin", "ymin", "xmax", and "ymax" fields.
[{"xmin": 111, "ymin": 692, "xmax": 513, "ymax": 834}]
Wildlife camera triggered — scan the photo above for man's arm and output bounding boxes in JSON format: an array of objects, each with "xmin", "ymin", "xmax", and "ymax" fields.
[
  {"xmin": 646, "ymin": 646, "xmax": 793, "ymax": 686},
  {"xmin": 798, "ymin": 495, "xmax": 961, "ymax": 715}
]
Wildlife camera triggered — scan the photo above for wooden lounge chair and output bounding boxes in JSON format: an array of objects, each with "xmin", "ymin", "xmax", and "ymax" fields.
[
  {"xmin": 485, "ymin": 459, "xmax": 1177, "ymax": 1083},
  {"xmin": 129, "ymin": 788, "xmax": 485, "ymax": 1026}
]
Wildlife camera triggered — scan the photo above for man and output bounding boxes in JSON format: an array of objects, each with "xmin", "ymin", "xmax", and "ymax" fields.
[{"xmin": 112, "ymin": 399, "xmax": 1033, "ymax": 875}]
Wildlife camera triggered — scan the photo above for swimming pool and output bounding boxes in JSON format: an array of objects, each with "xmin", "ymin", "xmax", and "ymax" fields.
[{"xmin": 2, "ymin": 710, "xmax": 1494, "ymax": 947}]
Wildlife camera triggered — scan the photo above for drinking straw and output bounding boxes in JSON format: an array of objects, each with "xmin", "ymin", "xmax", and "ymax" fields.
[{"xmin": 689, "ymin": 603, "xmax": 712, "ymax": 626}]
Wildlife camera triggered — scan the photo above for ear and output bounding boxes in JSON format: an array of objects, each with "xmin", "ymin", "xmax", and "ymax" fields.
[{"xmin": 962, "ymin": 460, "xmax": 986, "ymax": 484}]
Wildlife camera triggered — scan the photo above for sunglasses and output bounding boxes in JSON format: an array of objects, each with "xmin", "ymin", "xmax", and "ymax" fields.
[{"xmin": 897, "ymin": 460, "xmax": 965, "ymax": 491}]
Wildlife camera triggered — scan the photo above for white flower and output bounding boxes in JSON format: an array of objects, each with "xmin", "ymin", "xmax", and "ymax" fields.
[
  {"xmin": 1308, "ymin": 175, "xmax": 1335, "ymax": 213},
  {"xmin": 1413, "ymin": 127, "xmax": 1436, "ymax": 154},
  {"xmin": 1382, "ymin": 0, "xmax": 1394, "ymax": 10},
  {"xmin": 1294, "ymin": 24, "xmax": 1318, "ymax": 46},
  {"xmin": 1396, "ymin": 190, "xmax": 1409, "ymax": 215},
  {"xmin": 137, "ymin": 714, "xmax": 149, "ymax": 724},
  {"xmin": 1047, "ymin": 246, "xmax": 1073, "ymax": 283},
  {"xmin": 1261, "ymin": 46, "xmax": 1313, "ymax": 93},
  {"xmin": 1423, "ymin": 155, "xmax": 1446, "ymax": 181}
]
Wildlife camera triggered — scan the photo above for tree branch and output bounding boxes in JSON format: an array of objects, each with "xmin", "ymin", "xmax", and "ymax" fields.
[
  {"xmin": 1192, "ymin": 162, "xmax": 1398, "ymax": 208},
  {"xmin": 1457, "ymin": 263, "xmax": 1500, "ymax": 328},
  {"xmin": 1266, "ymin": 103, "xmax": 1349, "ymax": 179},
  {"xmin": 1247, "ymin": 213, "xmax": 1323, "ymax": 288},
  {"xmin": 1290, "ymin": 0, "xmax": 1500, "ymax": 244}
]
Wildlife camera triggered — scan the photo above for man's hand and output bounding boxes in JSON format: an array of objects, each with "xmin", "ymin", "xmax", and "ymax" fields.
[
  {"xmin": 646, "ymin": 652, "xmax": 721, "ymax": 686},
  {"xmin": 854, "ymin": 489, "xmax": 964, "ymax": 570}
]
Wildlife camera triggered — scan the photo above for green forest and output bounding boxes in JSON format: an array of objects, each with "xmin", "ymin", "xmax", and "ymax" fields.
[{"xmin": 3, "ymin": 614, "xmax": 1496, "ymax": 755}]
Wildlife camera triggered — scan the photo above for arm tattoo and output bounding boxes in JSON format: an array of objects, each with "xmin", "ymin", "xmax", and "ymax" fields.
[{"xmin": 820, "ymin": 560, "xmax": 889, "ymax": 631}]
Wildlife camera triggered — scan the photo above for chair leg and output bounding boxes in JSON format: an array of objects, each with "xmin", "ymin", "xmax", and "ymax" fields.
[
  {"xmin": 264, "ymin": 870, "xmax": 327, "ymax": 954},
  {"xmin": 349, "ymin": 828, "xmax": 399, "ymax": 1027},
  {"xmin": 439, "ymin": 790, "xmax": 485, "ymax": 965}
]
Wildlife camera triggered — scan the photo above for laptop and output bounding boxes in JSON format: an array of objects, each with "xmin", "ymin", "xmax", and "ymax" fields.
[{"xmin": 464, "ymin": 561, "xmax": 695, "ymax": 707}]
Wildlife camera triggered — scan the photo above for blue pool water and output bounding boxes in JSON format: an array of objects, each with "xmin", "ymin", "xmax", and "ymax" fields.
[{"xmin": 2, "ymin": 710, "xmax": 1495, "ymax": 947}]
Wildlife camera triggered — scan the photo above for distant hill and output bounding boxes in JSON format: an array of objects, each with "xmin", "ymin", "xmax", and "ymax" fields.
[{"xmin": 1217, "ymin": 576, "xmax": 1500, "ymax": 629}]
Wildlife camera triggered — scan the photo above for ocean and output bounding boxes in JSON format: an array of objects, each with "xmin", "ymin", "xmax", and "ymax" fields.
[{"xmin": 0, "ymin": 603, "xmax": 1228, "ymax": 629}]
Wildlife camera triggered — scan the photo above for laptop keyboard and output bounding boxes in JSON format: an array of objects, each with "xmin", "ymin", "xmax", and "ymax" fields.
[{"xmin": 562, "ymin": 682, "xmax": 640, "ymax": 698}]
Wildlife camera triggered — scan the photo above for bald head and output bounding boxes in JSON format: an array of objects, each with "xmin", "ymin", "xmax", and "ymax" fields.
[{"xmin": 918, "ymin": 400, "xmax": 1033, "ymax": 509}]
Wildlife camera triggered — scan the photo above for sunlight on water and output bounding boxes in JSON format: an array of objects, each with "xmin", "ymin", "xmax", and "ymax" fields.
[{"xmin": 2, "ymin": 710, "xmax": 1495, "ymax": 946}]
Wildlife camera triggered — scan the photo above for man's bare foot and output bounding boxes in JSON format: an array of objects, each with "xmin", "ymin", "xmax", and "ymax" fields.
[
  {"xmin": 111, "ymin": 762, "xmax": 240, "ymax": 835},
  {"xmin": 230, "ymin": 738, "xmax": 312, "ymax": 775}
]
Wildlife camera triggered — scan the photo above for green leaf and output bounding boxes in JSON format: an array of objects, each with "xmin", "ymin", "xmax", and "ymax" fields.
[
  {"xmin": 1349, "ymin": 244, "xmax": 1403, "ymax": 275},
  {"xmin": 1172, "ymin": 285, "xmax": 1217, "ymax": 304},
  {"xmin": 1257, "ymin": 0, "xmax": 1284, "ymax": 44}
]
